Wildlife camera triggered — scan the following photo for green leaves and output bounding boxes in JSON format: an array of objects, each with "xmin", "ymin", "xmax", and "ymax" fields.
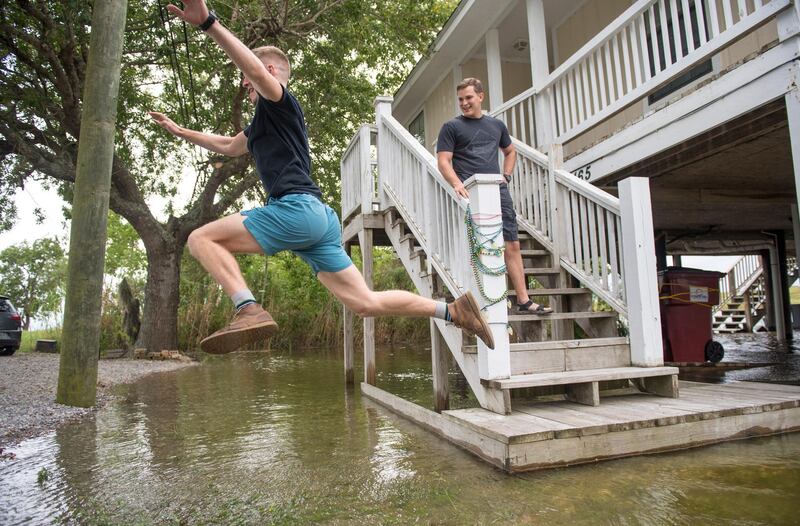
[{"xmin": 0, "ymin": 237, "xmax": 66, "ymax": 329}]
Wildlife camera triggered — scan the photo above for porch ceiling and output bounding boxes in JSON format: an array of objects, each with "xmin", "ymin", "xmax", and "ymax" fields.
[{"xmin": 605, "ymin": 102, "xmax": 795, "ymax": 236}]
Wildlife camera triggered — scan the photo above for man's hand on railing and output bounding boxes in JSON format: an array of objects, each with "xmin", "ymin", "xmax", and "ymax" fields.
[{"xmin": 453, "ymin": 181, "xmax": 469, "ymax": 200}]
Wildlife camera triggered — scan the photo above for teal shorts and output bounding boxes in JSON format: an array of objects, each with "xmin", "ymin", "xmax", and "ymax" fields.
[{"xmin": 241, "ymin": 193, "xmax": 353, "ymax": 274}]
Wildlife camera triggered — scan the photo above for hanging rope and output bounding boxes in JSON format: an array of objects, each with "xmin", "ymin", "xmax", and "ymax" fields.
[{"xmin": 465, "ymin": 205, "xmax": 507, "ymax": 307}]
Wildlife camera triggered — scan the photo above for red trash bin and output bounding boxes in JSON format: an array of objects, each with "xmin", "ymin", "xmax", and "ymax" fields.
[{"xmin": 658, "ymin": 267, "xmax": 726, "ymax": 363}]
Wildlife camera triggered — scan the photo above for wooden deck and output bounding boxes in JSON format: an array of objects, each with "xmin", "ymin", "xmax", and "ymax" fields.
[{"xmin": 361, "ymin": 380, "xmax": 800, "ymax": 472}]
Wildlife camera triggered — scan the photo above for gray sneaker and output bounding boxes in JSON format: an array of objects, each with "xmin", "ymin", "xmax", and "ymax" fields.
[
  {"xmin": 200, "ymin": 303, "xmax": 278, "ymax": 354},
  {"xmin": 448, "ymin": 291, "xmax": 495, "ymax": 350}
]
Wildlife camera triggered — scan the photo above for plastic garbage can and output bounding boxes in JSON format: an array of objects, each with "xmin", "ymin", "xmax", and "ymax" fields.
[{"xmin": 659, "ymin": 267, "xmax": 726, "ymax": 363}]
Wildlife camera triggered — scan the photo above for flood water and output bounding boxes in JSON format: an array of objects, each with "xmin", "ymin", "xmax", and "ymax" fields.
[{"xmin": 2, "ymin": 334, "xmax": 800, "ymax": 525}]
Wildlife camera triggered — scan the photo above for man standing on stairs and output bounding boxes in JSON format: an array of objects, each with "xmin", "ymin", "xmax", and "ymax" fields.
[
  {"xmin": 437, "ymin": 78, "xmax": 553, "ymax": 315},
  {"xmin": 148, "ymin": 0, "xmax": 495, "ymax": 353}
]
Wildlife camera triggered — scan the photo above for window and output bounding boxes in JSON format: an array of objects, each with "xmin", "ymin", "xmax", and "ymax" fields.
[
  {"xmin": 646, "ymin": 0, "xmax": 713, "ymax": 105},
  {"xmin": 408, "ymin": 111, "xmax": 425, "ymax": 146}
]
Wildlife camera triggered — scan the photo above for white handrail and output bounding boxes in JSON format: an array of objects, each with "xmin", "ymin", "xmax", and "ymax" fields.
[
  {"xmin": 714, "ymin": 254, "xmax": 763, "ymax": 313},
  {"xmin": 512, "ymin": 139, "xmax": 627, "ymax": 315}
]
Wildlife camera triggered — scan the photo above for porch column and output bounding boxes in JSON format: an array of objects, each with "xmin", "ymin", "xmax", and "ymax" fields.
[
  {"xmin": 527, "ymin": 0, "xmax": 553, "ymax": 147},
  {"xmin": 526, "ymin": 0, "xmax": 548, "ymax": 87},
  {"xmin": 485, "ymin": 29, "xmax": 504, "ymax": 111},
  {"xmin": 787, "ymin": 88, "xmax": 800, "ymax": 221}
]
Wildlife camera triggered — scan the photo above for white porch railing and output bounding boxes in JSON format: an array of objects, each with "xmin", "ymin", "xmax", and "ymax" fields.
[
  {"xmin": 715, "ymin": 254, "xmax": 763, "ymax": 313},
  {"xmin": 492, "ymin": 0, "xmax": 793, "ymax": 147},
  {"xmin": 510, "ymin": 139, "xmax": 664, "ymax": 366},
  {"xmin": 511, "ymin": 140, "xmax": 628, "ymax": 315},
  {"xmin": 340, "ymin": 124, "xmax": 377, "ymax": 220},
  {"xmin": 374, "ymin": 99, "xmax": 511, "ymax": 382}
]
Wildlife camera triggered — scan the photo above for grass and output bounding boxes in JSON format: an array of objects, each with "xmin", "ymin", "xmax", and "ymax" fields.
[{"xmin": 20, "ymin": 327, "xmax": 62, "ymax": 353}]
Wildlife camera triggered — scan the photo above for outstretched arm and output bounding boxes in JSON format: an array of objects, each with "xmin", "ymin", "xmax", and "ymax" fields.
[
  {"xmin": 148, "ymin": 111, "xmax": 248, "ymax": 156},
  {"xmin": 167, "ymin": 0, "xmax": 283, "ymax": 102}
]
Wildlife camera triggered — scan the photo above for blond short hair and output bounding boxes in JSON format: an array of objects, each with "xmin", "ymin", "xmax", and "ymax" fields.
[
  {"xmin": 253, "ymin": 46, "xmax": 291, "ymax": 81},
  {"xmin": 456, "ymin": 77, "xmax": 484, "ymax": 94}
]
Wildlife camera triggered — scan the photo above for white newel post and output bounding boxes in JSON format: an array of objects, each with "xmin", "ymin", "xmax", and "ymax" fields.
[
  {"xmin": 359, "ymin": 125, "xmax": 372, "ymax": 214},
  {"xmin": 374, "ymin": 96, "xmax": 393, "ymax": 210},
  {"xmin": 464, "ymin": 174, "xmax": 511, "ymax": 380},
  {"xmin": 619, "ymin": 177, "xmax": 663, "ymax": 366}
]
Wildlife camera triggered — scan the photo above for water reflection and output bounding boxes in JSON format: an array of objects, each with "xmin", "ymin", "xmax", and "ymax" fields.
[{"xmin": 0, "ymin": 341, "xmax": 798, "ymax": 524}]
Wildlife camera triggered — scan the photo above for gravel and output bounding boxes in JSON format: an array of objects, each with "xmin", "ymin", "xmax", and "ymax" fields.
[{"xmin": 0, "ymin": 352, "xmax": 196, "ymax": 449}]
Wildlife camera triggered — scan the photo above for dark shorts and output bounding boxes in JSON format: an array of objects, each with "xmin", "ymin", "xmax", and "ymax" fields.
[
  {"xmin": 241, "ymin": 193, "xmax": 354, "ymax": 274},
  {"xmin": 500, "ymin": 184, "xmax": 518, "ymax": 242}
]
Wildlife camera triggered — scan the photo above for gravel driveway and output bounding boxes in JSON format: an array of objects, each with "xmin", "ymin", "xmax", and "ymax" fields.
[{"xmin": 0, "ymin": 353, "xmax": 196, "ymax": 449}]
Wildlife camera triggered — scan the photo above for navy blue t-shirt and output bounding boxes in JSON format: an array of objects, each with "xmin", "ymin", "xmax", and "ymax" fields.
[
  {"xmin": 244, "ymin": 86, "xmax": 322, "ymax": 200},
  {"xmin": 436, "ymin": 115, "xmax": 511, "ymax": 182}
]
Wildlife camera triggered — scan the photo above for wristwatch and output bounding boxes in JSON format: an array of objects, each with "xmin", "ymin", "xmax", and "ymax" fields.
[
  {"xmin": 503, "ymin": 173, "xmax": 512, "ymax": 183},
  {"xmin": 199, "ymin": 10, "xmax": 218, "ymax": 31}
]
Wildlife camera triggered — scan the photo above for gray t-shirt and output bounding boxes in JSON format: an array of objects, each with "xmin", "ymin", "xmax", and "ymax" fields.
[{"xmin": 436, "ymin": 114, "xmax": 511, "ymax": 182}]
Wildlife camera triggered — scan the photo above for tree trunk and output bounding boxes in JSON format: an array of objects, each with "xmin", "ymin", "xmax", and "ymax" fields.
[{"xmin": 136, "ymin": 244, "xmax": 184, "ymax": 352}]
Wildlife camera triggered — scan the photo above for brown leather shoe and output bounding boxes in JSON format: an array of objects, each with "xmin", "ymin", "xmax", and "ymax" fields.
[
  {"xmin": 200, "ymin": 303, "xmax": 278, "ymax": 354},
  {"xmin": 448, "ymin": 291, "xmax": 495, "ymax": 350}
]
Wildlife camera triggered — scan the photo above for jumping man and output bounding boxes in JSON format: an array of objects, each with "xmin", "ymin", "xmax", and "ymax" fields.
[
  {"xmin": 149, "ymin": 0, "xmax": 495, "ymax": 352},
  {"xmin": 437, "ymin": 78, "xmax": 553, "ymax": 315}
]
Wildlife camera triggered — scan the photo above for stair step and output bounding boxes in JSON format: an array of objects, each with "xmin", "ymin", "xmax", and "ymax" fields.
[
  {"xmin": 462, "ymin": 337, "xmax": 628, "ymax": 354},
  {"xmin": 523, "ymin": 268, "xmax": 561, "ymax": 275},
  {"xmin": 410, "ymin": 248, "xmax": 425, "ymax": 260},
  {"xmin": 399, "ymin": 233, "xmax": 416, "ymax": 244},
  {"xmin": 519, "ymin": 249, "xmax": 549, "ymax": 257},
  {"xmin": 507, "ymin": 311, "xmax": 617, "ymax": 322},
  {"xmin": 481, "ymin": 366, "xmax": 679, "ymax": 390},
  {"xmin": 508, "ymin": 288, "xmax": 591, "ymax": 297}
]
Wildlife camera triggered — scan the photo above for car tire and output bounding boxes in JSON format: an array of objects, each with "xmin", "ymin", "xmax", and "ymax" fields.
[{"xmin": 0, "ymin": 347, "xmax": 17, "ymax": 356}]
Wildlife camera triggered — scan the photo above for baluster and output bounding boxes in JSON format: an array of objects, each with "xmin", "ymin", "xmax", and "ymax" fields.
[
  {"xmin": 648, "ymin": 5, "xmax": 663, "ymax": 74},
  {"xmin": 670, "ymin": 0, "xmax": 685, "ymax": 59},
  {"xmin": 520, "ymin": 101, "xmax": 528, "ymax": 145},
  {"xmin": 608, "ymin": 213, "xmax": 620, "ymax": 296},
  {"xmin": 524, "ymin": 160, "xmax": 535, "ymax": 226},
  {"xmin": 571, "ymin": 191, "xmax": 583, "ymax": 266},
  {"xmin": 598, "ymin": 207, "xmax": 609, "ymax": 292},
  {"xmin": 579, "ymin": 196, "xmax": 592, "ymax": 275},
  {"xmin": 587, "ymin": 54, "xmax": 600, "ymax": 116},
  {"xmin": 631, "ymin": 21, "xmax": 644, "ymax": 88},
  {"xmin": 580, "ymin": 60, "xmax": 593, "ymax": 120},
  {"xmin": 681, "ymin": 0, "xmax": 696, "ymax": 52},
  {"xmin": 587, "ymin": 201, "xmax": 600, "ymax": 283},
  {"xmin": 622, "ymin": 24, "xmax": 634, "ymax": 93},
  {"xmin": 659, "ymin": 0, "xmax": 674, "ymax": 66},
  {"xmin": 722, "ymin": 0, "xmax": 734, "ymax": 29},
  {"xmin": 575, "ymin": 64, "xmax": 586, "ymax": 124},
  {"xmin": 555, "ymin": 82, "xmax": 566, "ymax": 137},
  {"xmin": 638, "ymin": 16, "xmax": 652, "ymax": 81},
  {"xmin": 736, "ymin": 0, "xmax": 748, "ymax": 20},
  {"xmin": 611, "ymin": 33, "xmax": 625, "ymax": 100},
  {"xmin": 707, "ymin": 0, "xmax": 721, "ymax": 38},
  {"xmin": 568, "ymin": 70, "xmax": 579, "ymax": 131},
  {"xmin": 754, "ymin": 0, "xmax": 763, "ymax": 8},
  {"xmin": 531, "ymin": 163, "xmax": 541, "ymax": 230},
  {"xmin": 694, "ymin": 0, "xmax": 708, "ymax": 44},
  {"xmin": 510, "ymin": 106, "xmax": 518, "ymax": 138},
  {"xmin": 594, "ymin": 49, "xmax": 607, "ymax": 111},
  {"xmin": 602, "ymin": 42, "xmax": 615, "ymax": 103},
  {"xmin": 615, "ymin": 216, "xmax": 625, "ymax": 301}
]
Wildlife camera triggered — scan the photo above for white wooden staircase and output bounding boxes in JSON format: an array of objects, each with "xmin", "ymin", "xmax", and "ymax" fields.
[{"xmin": 340, "ymin": 99, "xmax": 678, "ymax": 415}]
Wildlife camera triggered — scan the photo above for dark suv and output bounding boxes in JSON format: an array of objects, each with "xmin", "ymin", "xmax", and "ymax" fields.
[{"xmin": 0, "ymin": 295, "xmax": 22, "ymax": 356}]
